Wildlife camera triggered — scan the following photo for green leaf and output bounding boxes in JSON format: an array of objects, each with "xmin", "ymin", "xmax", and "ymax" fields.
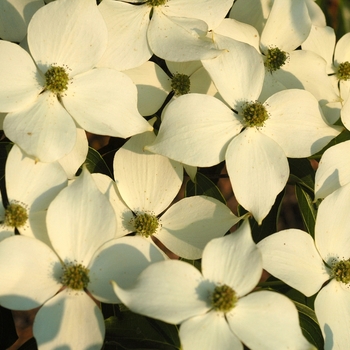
[
  {"xmin": 0, "ymin": 142, "xmax": 13, "ymax": 181},
  {"xmin": 185, "ymin": 172, "xmax": 226, "ymax": 204},
  {"xmin": 294, "ymin": 301, "xmax": 324, "ymax": 350},
  {"xmin": 288, "ymin": 158, "xmax": 315, "ymax": 193},
  {"xmin": 179, "ymin": 257, "xmax": 202, "ymax": 272},
  {"xmin": 295, "ymin": 184, "xmax": 317, "ymax": 237},
  {"xmin": 82, "ymin": 147, "xmax": 113, "ymax": 177},
  {"xmin": 310, "ymin": 128, "xmax": 350, "ymax": 160},
  {"xmin": 105, "ymin": 309, "xmax": 180, "ymax": 350}
]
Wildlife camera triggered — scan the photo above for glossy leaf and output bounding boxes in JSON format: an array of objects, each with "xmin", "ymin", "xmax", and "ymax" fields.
[
  {"xmin": 105, "ymin": 309, "xmax": 180, "ymax": 350},
  {"xmin": 294, "ymin": 301, "xmax": 324, "ymax": 350},
  {"xmin": 185, "ymin": 172, "xmax": 226, "ymax": 204},
  {"xmin": 82, "ymin": 146, "xmax": 113, "ymax": 177},
  {"xmin": 295, "ymin": 184, "xmax": 317, "ymax": 237}
]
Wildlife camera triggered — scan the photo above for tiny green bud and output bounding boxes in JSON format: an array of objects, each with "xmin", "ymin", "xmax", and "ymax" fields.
[
  {"xmin": 171, "ymin": 73, "xmax": 191, "ymax": 96},
  {"xmin": 332, "ymin": 259, "xmax": 350, "ymax": 284},
  {"xmin": 242, "ymin": 101, "xmax": 269, "ymax": 128},
  {"xmin": 4, "ymin": 202, "xmax": 28, "ymax": 228},
  {"xmin": 211, "ymin": 284, "xmax": 237, "ymax": 312},
  {"xmin": 61, "ymin": 262, "xmax": 90, "ymax": 290},
  {"xmin": 264, "ymin": 47, "xmax": 288, "ymax": 72},
  {"xmin": 45, "ymin": 65, "xmax": 70, "ymax": 95},
  {"xmin": 146, "ymin": 0, "xmax": 167, "ymax": 6},
  {"xmin": 132, "ymin": 212, "xmax": 159, "ymax": 238},
  {"xmin": 336, "ymin": 61, "xmax": 350, "ymax": 81}
]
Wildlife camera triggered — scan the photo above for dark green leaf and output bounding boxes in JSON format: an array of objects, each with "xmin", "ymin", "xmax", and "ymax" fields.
[
  {"xmin": 294, "ymin": 301, "xmax": 324, "ymax": 350},
  {"xmin": 104, "ymin": 309, "xmax": 180, "ymax": 350},
  {"xmin": 310, "ymin": 128, "xmax": 350, "ymax": 160},
  {"xmin": 179, "ymin": 257, "xmax": 202, "ymax": 272},
  {"xmin": 0, "ymin": 142, "xmax": 13, "ymax": 181},
  {"xmin": 288, "ymin": 158, "xmax": 315, "ymax": 193},
  {"xmin": 185, "ymin": 172, "xmax": 226, "ymax": 204},
  {"xmin": 82, "ymin": 147, "xmax": 113, "ymax": 177},
  {"xmin": 295, "ymin": 184, "xmax": 317, "ymax": 237}
]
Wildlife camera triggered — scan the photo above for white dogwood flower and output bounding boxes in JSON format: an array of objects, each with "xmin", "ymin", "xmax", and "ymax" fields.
[
  {"xmin": 0, "ymin": 0, "xmax": 151, "ymax": 162},
  {"xmin": 112, "ymin": 219, "xmax": 313, "ymax": 350}
]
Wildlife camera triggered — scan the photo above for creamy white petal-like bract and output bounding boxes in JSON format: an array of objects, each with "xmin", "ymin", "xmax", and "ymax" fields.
[
  {"xmin": 146, "ymin": 94, "xmax": 243, "ymax": 167},
  {"xmin": 157, "ymin": 196, "xmax": 240, "ymax": 259},
  {"xmin": 257, "ymin": 229, "xmax": 330, "ymax": 296},
  {"xmin": 0, "ymin": 235, "xmax": 62, "ymax": 310},
  {"xmin": 4, "ymin": 91, "xmax": 77, "ymax": 163},
  {"xmin": 46, "ymin": 167, "xmax": 117, "ymax": 266},
  {"xmin": 97, "ymin": 0, "xmax": 152, "ymax": 71},
  {"xmin": 113, "ymin": 130, "xmax": 183, "ymax": 215},
  {"xmin": 262, "ymin": 89, "xmax": 341, "ymax": 157},
  {"xmin": 33, "ymin": 289, "xmax": 105, "ymax": 350},
  {"xmin": 228, "ymin": 291, "xmax": 312, "ymax": 350},
  {"xmin": 315, "ymin": 140, "xmax": 350, "ymax": 199},
  {"xmin": 0, "ymin": 0, "xmax": 44, "ymax": 42},
  {"xmin": 202, "ymin": 34, "xmax": 265, "ymax": 110},
  {"xmin": 226, "ymin": 128, "xmax": 289, "ymax": 225},
  {"xmin": 0, "ymin": 144, "xmax": 67, "ymax": 243},
  {"xmin": 314, "ymin": 280, "xmax": 350, "ymax": 350},
  {"xmin": 260, "ymin": 0, "xmax": 311, "ymax": 53}
]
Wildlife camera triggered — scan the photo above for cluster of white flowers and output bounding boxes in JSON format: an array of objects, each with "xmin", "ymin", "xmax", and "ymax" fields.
[{"xmin": 0, "ymin": 0, "xmax": 349, "ymax": 349}]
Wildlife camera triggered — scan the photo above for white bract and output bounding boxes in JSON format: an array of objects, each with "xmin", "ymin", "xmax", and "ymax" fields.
[
  {"xmin": 0, "ymin": 0, "xmax": 44, "ymax": 42},
  {"xmin": 97, "ymin": 0, "xmax": 233, "ymax": 70},
  {"xmin": 0, "ymin": 144, "xmax": 67, "ymax": 244},
  {"xmin": 112, "ymin": 219, "xmax": 313, "ymax": 350},
  {"xmin": 0, "ymin": 168, "xmax": 165, "ymax": 349},
  {"xmin": 258, "ymin": 182, "xmax": 350, "ymax": 350},
  {"xmin": 0, "ymin": 0, "xmax": 151, "ymax": 162},
  {"xmin": 315, "ymin": 140, "xmax": 350, "ymax": 199}
]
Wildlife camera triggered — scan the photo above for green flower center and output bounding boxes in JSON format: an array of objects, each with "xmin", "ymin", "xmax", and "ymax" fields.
[
  {"xmin": 242, "ymin": 101, "xmax": 269, "ymax": 127},
  {"xmin": 336, "ymin": 61, "xmax": 350, "ymax": 81},
  {"xmin": 45, "ymin": 66, "xmax": 70, "ymax": 95},
  {"xmin": 132, "ymin": 212, "xmax": 159, "ymax": 238},
  {"xmin": 61, "ymin": 262, "xmax": 90, "ymax": 290},
  {"xmin": 332, "ymin": 259, "xmax": 350, "ymax": 284},
  {"xmin": 264, "ymin": 47, "xmax": 288, "ymax": 72},
  {"xmin": 171, "ymin": 73, "xmax": 191, "ymax": 96},
  {"xmin": 211, "ymin": 284, "xmax": 237, "ymax": 312},
  {"xmin": 146, "ymin": 0, "xmax": 167, "ymax": 6},
  {"xmin": 4, "ymin": 202, "xmax": 28, "ymax": 228}
]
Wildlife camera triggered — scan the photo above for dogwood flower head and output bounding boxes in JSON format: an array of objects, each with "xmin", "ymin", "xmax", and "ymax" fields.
[
  {"xmin": 258, "ymin": 181, "xmax": 350, "ymax": 350},
  {"xmin": 124, "ymin": 60, "xmax": 219, "ymax": 116},
  {"xmin": 226, "ymin": 1, "xmax": 338, "ymax": 121},
  {"xmin": 99, "ymin": 130, "xmax": 240, "ymax": 259},
  {"xmin": 0, "ymin": 167, "xmax": 165, "ymax": 348},
  {"xmin": 97, "ymin": 0, "xmax": 233, "ymax": 70},
  {"xmin": 112, "ymin": 219, "xmax": 313, "ymax": 350},
  {"xmin": 146, "ymin": 87, "xmax": 341, "ymax": 224},
  {"xmin": 0, "ymin": 0, "xmax": 151, "ymax": 162},
  {"xmin": 0, "ymin": 144, "xmax": 67, "ymax": 244}
]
